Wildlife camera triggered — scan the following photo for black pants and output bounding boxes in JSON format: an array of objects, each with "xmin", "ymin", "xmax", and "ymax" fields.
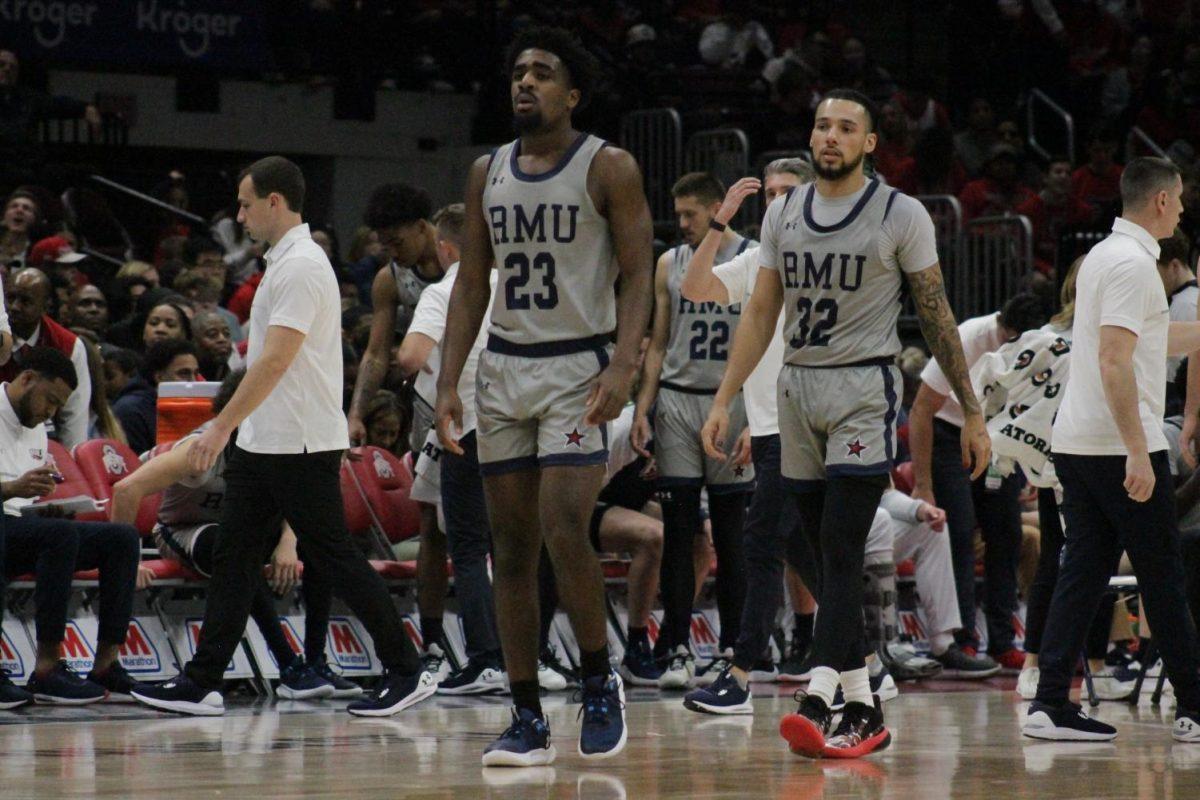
[
  {"xmin": 1, "ymin": 515, "xmax": 140, "ymax": 646},
  {"xmin": 732, "ymin": 435, "xmax": 810, "ymax": 671},
  {"xmin": 184, "ymin": 446, "xmax": 419, "ymax": 689},
  {"xmin": 1037, "ymin": 452, "xmax": 1200, "ymax": 709},
  {"xmin": 1024, "ymin": 487, "xmax": 1114, "ymax": 659},
  {"xmin": 932, "ymin": 419, "xmax": 1022, "ymax": 652},
  {"xmin": 1183, "ymin": 527, "xmax": 1200, "ymax": 634}
]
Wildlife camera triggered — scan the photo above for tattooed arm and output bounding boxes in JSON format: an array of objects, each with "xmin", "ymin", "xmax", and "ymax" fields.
[{"xmin": 906, "ymin": 263, "xmax": 991, "ymax": 479}]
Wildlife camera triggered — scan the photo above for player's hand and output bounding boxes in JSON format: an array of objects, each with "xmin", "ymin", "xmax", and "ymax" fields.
[
  {"xmin": 917, "ymin": 502, "xmax": 947, "ymax": 532},
  {"xmin": 730, "ymin": 427, "xmax": 752, "ymax": 466},
  {"xmin": 585, "ymin": 361, "xmax": 636, "ymax": 426},
  {"xmin": 189, "ymin": 423, "xmax": 231, "ymax": 474},
  {"xmin": 9, "ymin": 465, "xmax": 58, "ymax": 499},
  {"xmin": 961, "ymin": 413, "xmax": 991, "ymax": 480},
  {"xmin": 268, "ymin": 540, "xmax": 301, "ymax": 595},
  {"xmin": 348, "ymin": 414, "xmax": 367, "ymax": 448},
  {"xmin": 631, "ymin": 411, "xmax": 653, "ymax": 457},
  {"xmin": 435, "ymin": 386, "xmax": 465, "ymax": 456},
  {"xmin": 1124, "ymin": 451, "xmax": 1155, "ymax": 503},
  {"xmin": 715, "ymin": 177, "xmax": 762, "ymax": 225},
  {"xmin": 136, "ymin": 564, "xmax": 155, "ymax": 590},
  {"xmin": 1182, "ymin": 411, "xmax": 1199, "ymax": 469},
  {"xmin": 701, "ymin": 401, "xmax": 730, "ymax": 461}
]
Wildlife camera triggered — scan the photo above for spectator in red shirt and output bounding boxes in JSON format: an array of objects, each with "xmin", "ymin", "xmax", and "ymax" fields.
[
  {"xmin": 891, "ymin": 81, "xmax": 952, "ymax": 138},
  {"xmin": 958, "ymin": 143, "xmax": 1035, "ymax": 221},
  {"xmin": 1070, "ymin": 130, "xmax": 1123, "ymax": 218},
  {"xmin": 1016, "ymin": 156, "xmax": 1097, "ymax": 274},
  {"xmin": 872, "ymin": 101, "xmax": 917, "ymax": 193}
]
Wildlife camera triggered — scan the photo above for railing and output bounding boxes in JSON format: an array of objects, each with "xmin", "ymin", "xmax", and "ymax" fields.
[
  {"xmin": 684, "ymin": 128, "xmax": 751, "ymax": 229},
  {"xmin": 1026, "ymin": 89, "xmax": 1075, "ymax": 165},
  {"xmin": 913, "ymin": 195, "xmax": 966, "ymax": 325},
  {"xmin": 89, "ymin": 175, "xmax": 208, "ymax": 227},
  {"xmin": 1126, "ymin": 126, "xmax": 1167, "ymax": 160},
  {"xmin": 619, "ymin": 108, "xmax": 683, "ymax": 227},
  {"xmin": 959, "ymin": 214, "xmax": 1035, "ymax": 319},
  {"xmin": 40, "ymin": 113, "xmax": 129, "ymax": 147}
]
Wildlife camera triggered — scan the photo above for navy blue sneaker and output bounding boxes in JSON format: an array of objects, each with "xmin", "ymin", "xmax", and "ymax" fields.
[
  {"xmin": 346, "ymin": 669, "xmax": 437, "ymax": 717},
  {"xmin": 27, "ymin": 661, "xmax": 107, "ymax": 705},
  {"xmin": 437, "ymin": 659, "xmax": 507, "ymax": 695},
  {"xmin": 312, "ymin": 656, "xmax": 364, "ymax": 699},
  {"xmin": 618, "ymin": 639, "xmax": 662, "ymax": 687},
  {"xmin": 684, "ymin": 668, "xmax": 753, "ymax": 715},
  {"xmin": 577, "ymin": 670, "xmax": 626, "ymax": 760},
  {"xmin": 87, "ymin": 662, "xmax": 143, "ymax": 703},
  {"xmin": 131, "ymin": 673, "xmax": 223, "ymax": 715},
  {"xmin": 1, "ymin": 670, "xmax": 33, "ymax": 710},
  {"xmin": 482, "ymin": 707, "xmax": 557, "ymax": 767},
  {"xmin": 277, "ymin": 656, "xmax": 335, "ymax": 700}
]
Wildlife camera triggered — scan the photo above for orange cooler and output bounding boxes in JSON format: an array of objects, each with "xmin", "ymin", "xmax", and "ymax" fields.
[{"xmin": 156, "ymin": 381, "xmax": 220, "ymax": 444}]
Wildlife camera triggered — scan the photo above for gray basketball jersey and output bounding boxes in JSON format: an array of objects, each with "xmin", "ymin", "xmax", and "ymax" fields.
[
  {"xmin": 391, "ymin": 262, "xmax": 440, "ymax": 334},
  {"xmin": 156, "ymin": 422, "xmax": 225, "ymax": 529},
  {"xmin": 483, "ymin": 133, "xmax": 617, "ymax": 345},
  {"xmin": 660, "ymin": 235, "xmax": 754, "ymax": 390},
  {"xmin": 765, "ymin": 180, "xmax": 912, "ymax": 367}
]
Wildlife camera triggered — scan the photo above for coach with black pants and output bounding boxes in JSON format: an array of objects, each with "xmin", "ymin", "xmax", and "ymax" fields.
[
  {"xmin": 132, "ymin": 157, "xmax": 436, "ymax": 718},
  {"xmin": 1023, "ymin": 157, "xmax": 1200, "ymax": 743}
]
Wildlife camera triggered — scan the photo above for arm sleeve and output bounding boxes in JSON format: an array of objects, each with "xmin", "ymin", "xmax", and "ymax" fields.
[
  {"xmin": 881, "ymin": 194, "xmax": 940, "ymax": 274},
  {"xmin": 757, "ymin": 197, "xmax": 783, "ymax": 271},
  {"xmin": 879, "ymin": 488, "xmax": 923, "ymax": 523},
  {"xmin": 267, "ymin": 260, "xmax": 325, "ymax": 334},
  {"xmin": 1097, "ymin": 260, "xmax": 1148, "ymax": 334},
  {"xmin": 713, "ymin": 247, "xmax": 759, "ymax": 307},
  {"xmin": 57, "ymin": 338, "xmax": 92, "ymax": 450},
  {"xmin": 406, "ymin": 282, "xmax": 450, "ymax": 343}
]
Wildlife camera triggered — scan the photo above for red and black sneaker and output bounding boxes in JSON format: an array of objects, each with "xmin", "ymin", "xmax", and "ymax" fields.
[
  {"xmin": 822, "ymin": 697, "xmax": 891, "ymax": 759},
  {"xmin": 780, "ymin": 691, "xmax": 833, "ymax": 758}
]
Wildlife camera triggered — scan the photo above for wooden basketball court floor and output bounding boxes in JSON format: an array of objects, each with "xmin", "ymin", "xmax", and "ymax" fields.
[{"xmin": 2, "ymin": 680, "xmax": 1198, "ymax": 799}]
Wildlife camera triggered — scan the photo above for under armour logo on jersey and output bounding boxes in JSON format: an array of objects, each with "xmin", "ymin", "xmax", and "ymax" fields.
[
  {"xmin": 564, "ymin": 428, "xmax": 585, "ymax": 447},
  {"xmin": 784, "ymin": 221, "xmax": 800, "ymax": 230},
  {"xmin": 846, "ymin": 439, "xmax": 868, "ymax": 458},
  {"xmin": 491, "ymin": 176, "xmax": 505, "ymax": 185}
]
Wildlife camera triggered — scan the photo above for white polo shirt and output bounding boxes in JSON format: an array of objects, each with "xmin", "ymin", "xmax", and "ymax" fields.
[
  {"xmin": 920, "ymin": 312, "xmax": 1008, "ymax": 428},
  {"xmin": 405, "ymin": 262, "xmax": 497, "ymax": 434},
  {"xmin": 0, "ymin": 383, "xmax": 50, "ymax": 516},
  {"xmin": 238, "ymin": 223, "xmax": 350, "ymax": 454},
  {"xmin": 0, "ymin": 272, "xmax": 9, "ymax": 335},
  {"xmin": 1165, "ymin": 280, "xmax": 1199, "ymax": 379},
  {"xmin": 1053, "ymin": 218, "xmax": 1169, "ymax": 456},
  {"xmin": 713, "ymin": 245, "xmax": 785, "ymax": 437}
]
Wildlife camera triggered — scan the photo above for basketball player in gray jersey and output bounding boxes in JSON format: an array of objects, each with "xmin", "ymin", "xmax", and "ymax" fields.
[
  {"xmin": 436, "ymin": 27, "xmax": 653, "ymax": 767},
  {"xmin": 703, "ymin": 89, "xmax": 989, "ymax": 759},
  {"xmin": 633, "ymin": 172, "xmax": 755, "ymax": 689}
]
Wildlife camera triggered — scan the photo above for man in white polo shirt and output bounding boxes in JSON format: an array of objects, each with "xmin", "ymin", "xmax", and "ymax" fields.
[
  {"xmin": 131, "ymin": 156, "xmax": 435, "ymax": 718},
  {"xmin": 1022, "ymin": 157, "xmax": 1200, "ymax": 743}
]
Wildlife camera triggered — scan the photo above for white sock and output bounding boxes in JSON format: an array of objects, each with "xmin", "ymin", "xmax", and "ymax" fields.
[
  {"xmin": 808, "ymin": 667, "xmax": 839, "ymax": 706},
  {"xmin": 866, "ymin": 656, "xmax": 882, "ymax": 678},
  {"xmin": 930, "ymin": 632, "xmax": 955, "ymax": 656},
  {"xmin": 840, "ymin": 666, "xmax": 873, "ymax": 706}
]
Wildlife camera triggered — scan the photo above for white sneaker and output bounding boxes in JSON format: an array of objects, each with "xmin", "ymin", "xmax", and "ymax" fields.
[
  {"xmin": 1174, "ymin": 710, "xmax": 1200, "ymax": 742},
  {"xmin": 1090, "ymin": 671, "xmax": 1136, "ymax": 701},
  {"xmin": 420, "ymin": 643, "xmax": 451, "ymax": 684},
  {"xmin": 658, "ymin": 646, "xmax": 695, "ymax": 691},
  {"xmin": 537, "ymin": 657, "xmax": 570, "ymax": 692},
  {"xmin": 1017, "ymin": 667, "xmax": 1039, "ymax": 700}
]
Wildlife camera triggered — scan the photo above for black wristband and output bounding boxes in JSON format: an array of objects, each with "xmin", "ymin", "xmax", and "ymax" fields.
[{"xmin": 708, "ymin": 219, "xmax": 727, "ymax": 233}]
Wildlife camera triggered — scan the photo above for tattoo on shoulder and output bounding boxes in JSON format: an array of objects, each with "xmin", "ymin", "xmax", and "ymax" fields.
[{"xmin": 906, "ymin": 266, "xmax": 980, "ymax": 415}]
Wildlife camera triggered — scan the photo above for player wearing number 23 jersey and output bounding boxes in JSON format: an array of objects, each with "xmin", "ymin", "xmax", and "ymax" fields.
[{"xmin": 476, "ymin": 132, "xmax": 618, "ymax": 473}]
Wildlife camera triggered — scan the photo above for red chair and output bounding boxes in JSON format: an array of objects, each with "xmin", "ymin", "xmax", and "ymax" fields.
[
  {"xmin": 342, "ymin": 447, "xmax": 422, "ymax": 543},
  {"xmin": 891, "ymin": 461, "xmax": 915, "ymax": 495},
  {"xmin": 45, "ymin": 440, "xmax": 106, "ymax": 522},
  {"xmin": 73, "ymin": 438, "xmax": 161, "ymax": 535}
]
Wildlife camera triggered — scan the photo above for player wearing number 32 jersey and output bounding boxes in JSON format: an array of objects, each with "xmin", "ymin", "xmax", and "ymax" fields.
[{"xmin": 702, "ymin": 88, "xmax": 989, "ymax": 760}]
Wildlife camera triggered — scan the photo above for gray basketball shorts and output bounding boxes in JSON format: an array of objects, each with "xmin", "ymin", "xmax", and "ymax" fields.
[
  {"xmin": 475, "ymin": 343, "xmax": 612, "ymax": 475},
  {"xmin": 654, "ymin": 386, "xmax": 755, "ymax": 492},
  {"xmin": 777, "ymin": 362, "xmax": 900, "ymax": 487},
  {"xmin": 410, "ymin": 395, "xmax": 436, "ymax": 455},
  {"xmin": 153, "ymin": 522, "xmax": 217, "ymax": 577}
]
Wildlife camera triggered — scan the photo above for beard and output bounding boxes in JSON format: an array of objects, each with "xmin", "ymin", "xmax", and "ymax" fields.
[
  {"xmin": 14, "ymin": 391, "xmax": 40, "ymax": 429},
  {"xmin": 512, "ymin": 110, "xmax": 546, "ymax": 134},
  {"xmin": 812, "ymin": 150, "xmax": 865, "ymax": 181}
]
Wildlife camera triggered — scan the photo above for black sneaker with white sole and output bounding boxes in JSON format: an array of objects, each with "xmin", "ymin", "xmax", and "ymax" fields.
[
  {"xmin": 87, "ymin": 662, "xmax": 143, "ymax": 703},
  {"xmin": 0, "ymin": 670, "xmax": 33, "ymax": 710},
  {"xmin": 27, "ymin": 661, "xmax": 107, "ymax": 705},
  {"xmin": 131, "ymin": 673, "xmax": 224, "ymax": 716},
  {"xmin": 347, "ymin": 670, "xmax": 438, "ymax": 717},
  {"xmin": 438, "ymin": 660, "xmax": 507, "ymax": 695},
  {"xmin": 933, "ymin": 644, "xmax": 1001, "ymax": 679},
  {"xmin": 311, "ymin": 656, "xmax": 364, "ymax": 699},
  {"xmin": 1022, "ymin": 700, "xmax": 1117, "ymax": 741}
]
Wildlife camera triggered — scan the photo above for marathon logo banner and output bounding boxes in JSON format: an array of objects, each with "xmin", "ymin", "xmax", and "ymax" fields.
[
  {"xmin": 4, "ymin": 1, "xmax": 268, "ymax": 70},
  {"xmin": 70, "ymin": 616, "xmax": 174, "ymax": 678},
  {"xmin": 2, "ymin": 620, "xmax": 33, "ymax": 682},
  {"xmin": 327, "ymin": 616, "xmax": 380, "ymax": 676}
]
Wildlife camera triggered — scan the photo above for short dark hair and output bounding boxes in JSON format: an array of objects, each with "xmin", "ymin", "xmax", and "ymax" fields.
[
  {"xmin": 818, "ymin": 87, "xmax": 879, "ymax": 133},
  {"xmin": 101, "ymin": 345, "xmax": 141, "ymax": 376},
  {"xmin": 1120, "ymin": 157, "xmax": 1182, "ymax": 210},
  {"xmin": 672, "ymin": 172, "xmax": 725, "ymax": 205},
  {"xmin": 143, "ymin": 338, "xmax": 197, "ymax": 381},
  {"xmin": 363, "ymin": 183, "xmax": 432, "ymax": 231},
  {"xmin": 212, "ymin": 369, "xmax": 246, "ymax": 414},
  {"xmin": 505, "ymin": 25, "xmax": 601, "ymax": 111},
  {"xmin": 999, "ymin": 292, "xmax": 1048, "ymax": 335},
  {"xmin": 237, "ymin": 156, "xmax": 305, "ymax": 214},
  {"xmin": 432, "ymin": 203, "xmax": 466, "ymax": 247},
  {"xmin": 182, "ymin": 235, "xmax": 223, "ymax": 266},
  {"xmin": 1159, "ymin": 227, "xmax": 1193, "ymax": 266},
  {"xmin": 20, "ymin": 346, "xmax": 77, "ymax": 391}
]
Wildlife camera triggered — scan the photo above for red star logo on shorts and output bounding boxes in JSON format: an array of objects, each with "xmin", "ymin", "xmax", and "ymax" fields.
[
  {"xmin": 734, "ymin": 465, "xmax": 746, "ymax": 477},
  {"xmin": 846, "ymin": 438, "xmax": 868, "ymax": 458},
  {"xmin": 565, "ymin": 428, "xmax": 585, "ymax": 447}
]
